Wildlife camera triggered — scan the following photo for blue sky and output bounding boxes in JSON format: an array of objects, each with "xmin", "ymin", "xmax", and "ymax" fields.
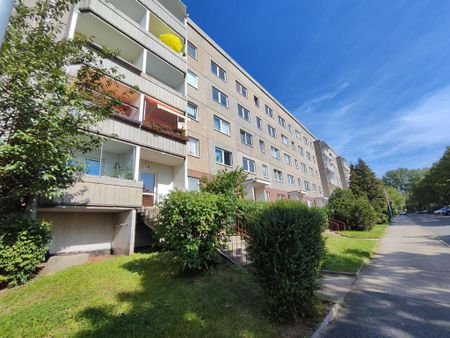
[{"xmin": 184, "ymin": 0, "xmax": 450, "ymax": 177}]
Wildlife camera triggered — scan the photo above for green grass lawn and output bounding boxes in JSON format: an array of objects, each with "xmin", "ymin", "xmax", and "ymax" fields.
[
  {"xmin": 337, "ymin": 223, "xmax": 389, "ymax": 239},
  {"xmin": 323, "ymin": 234, "xmax": 380, "ymax": 273},
  {"xmin": 0, "ymin": 252, "xmax": 326, "ymax": 338}
]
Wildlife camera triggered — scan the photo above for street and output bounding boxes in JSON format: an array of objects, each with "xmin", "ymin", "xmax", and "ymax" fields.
[{"xmin": 324, "ymin": 214, "xmax": 450, "ymax": 338}]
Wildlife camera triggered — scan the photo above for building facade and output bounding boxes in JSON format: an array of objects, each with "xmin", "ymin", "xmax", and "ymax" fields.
[
  {"xmin": 185, "ymin": 20, "xmax": 326, "ymax": 206},
  {"xmin": 38, "ymin": 0, "xmax": 188, "ymax": 255},
  {"xmin": 336, "ymin": 156, "xmax": 351, "ymax": 190}
]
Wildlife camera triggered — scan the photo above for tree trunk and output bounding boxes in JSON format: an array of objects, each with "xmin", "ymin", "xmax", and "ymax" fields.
[{"xmin": 25, "ymin": 195, "xmax": 38, "ymax": 220}]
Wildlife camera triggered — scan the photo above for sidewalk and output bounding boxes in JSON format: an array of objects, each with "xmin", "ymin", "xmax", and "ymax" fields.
[{"xmin": 323, "ymin": 215, "xmax": 450, "ymax": 337}]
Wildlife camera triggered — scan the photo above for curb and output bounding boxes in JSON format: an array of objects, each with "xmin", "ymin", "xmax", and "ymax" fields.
[
  {"xmin": 422, "ymin": 227, "xmax": 450, "ymax": 249},
  {"xmin": 311, "ymin": 301, "xmax": 343, "ymax": 338}
]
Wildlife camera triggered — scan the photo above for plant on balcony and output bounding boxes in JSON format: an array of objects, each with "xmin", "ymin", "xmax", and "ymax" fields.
[
  {"xmin": 143, "ymin": 122, "xmax": 188, "ymax": 142},
  {"xmin": 0, "ymin": 0, "xmax": 131, "ymax": 219}
]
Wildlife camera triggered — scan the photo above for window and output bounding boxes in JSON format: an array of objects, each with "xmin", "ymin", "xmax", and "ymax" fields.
[
  {"xmin": 277, "ymin": 193, "xmax": 285, "ymax": 200},
  {"xmin": 294, "ymin": 159, "xmax": 299, "ymax": 169},
  {"xmin": 187, "ymin": 137, "xmax": 200, "ymax": 157},
  {"xmin": 313, "ymin": 155, "xmax": 316, "ymax": 163},
  {"xmin": 298, "ymin": 146, "xmax": 304, "ymax": 157},
  {"xmin": 262, "ymin": 164, "xmax": 269, "ymax": 177},
  {"xmin": 315, "ymin": 170, "xmax": 319, "ymax": 177},
  {"xmin": 288, "ymin": 174, "xmax": 295, "ymax": 186},
  {"xmin": 318, "ymin": 186, "xmax": 322, "ymax": 194},
  {"xmin": 301, "ymin": 162, "xmax": 307, "ymax": 173},
  {"xmin": 291, "ymin": 141, "xmax": 296, "ymax": 151},
  {"xmin": 303, "ymin": 136, "xmax": 308, "ymax": 145},
  {"xmin": 259, "ymin": 139, "xmax": 266, "ymax": 153},
  {"xmin": 284, "ymin": 153, "xmax": 292, "ymax": 165},
  {"xmin": 265, "ymin": 105, "xmax": 274, "ymax": 118},
  {"xmin": 243, "ymin": 157, "xmax": 256, "ymax": 173},
  {"xmin": 85, "ymin": 159, "xmax": 100, "ymax": 176},
  {"xmin": 238, "ymin": 104, "xmax": 251, "ymax": 121},
  {"xmin": 187, "ymin": 101, "xmax": 198, "ymax": 120},
  {"xmin": 306, "ymin": 151, "xmax": 311, "ymax": 160},
  {"xmin": 240, "ymin": 129, "xmax": 253, "ymax": 146},
  {"xmin": 298, "ymin": 178, "xmax": 302, "ymax": 187},
  {"xmin": 254, "ymin": 95, "xmax": 260, "ymax": 107},
  {"xmin": 213, "ymin": 115, "xmax": 230, "ymax": 135},
  {"xmin": 273, "ymin": 169, "xmax": 283, "ymax": 182},
  {"xmin": 256, "ymin": 116, "xmax": 263, "ymax": 129},
  {"xmin": 212, "ymin": 87, "xmax": 228, "ymax": 107},
  {"xmin": 268, "ymin": 125, "xmax": 276, "ymax": 138},
  {"xmin": 188, "ymin": 176, "xmax": 200, "ymax": 191},
  {"xmin": 211, "ymin": 61, "xmax": 226, "ymax": 81},
  {"xmin": 271, "ymin": 146, "xmax": 280, "ymax": 159},
  {"xmin": 288, "ymin": 124, "xmax": 293, "ymax": 134},
  {"xmin": 312, "ymin": 183, "xmax": 317, "ymax": 192},
  {"xmin": 304, "ymin": 180, "xmax": 310, "ymax": 191},
  {"xmin": 309, "ymin": 167, "xmax": 314, "ymax": 176},
  {"xmin": 215, "ymin": 147, "xmax": 232, "ymax": 166},
  {"xmin": 295, "ymin": 130, "xmax": 301, "ymax": 139},
  {"xmin": 187, "ymin": 70, "xmax": 198, "ymax": 88},
  {"xmin": 281, "ymin": 134, "xmax": 288, "ymax": 145},
  {"xmin": 187, "ymin": 42, "xmax": 197, "ymax": 59},
  {"xmin": 278, "ymin": 116, "xmax": 286, "ymax": 128},
  {"xmin": 236, "ymin": 81, "xmax": 248, "ymax": 98}
]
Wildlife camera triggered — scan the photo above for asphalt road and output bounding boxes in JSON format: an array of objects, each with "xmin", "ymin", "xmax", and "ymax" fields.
[
  {"xmin": 323, "ymin": 215, "xmax": 450, "ymax": 338},
  {"xmin": 410, "ymin": 213, "xmax": 450, "ymax": 246}
]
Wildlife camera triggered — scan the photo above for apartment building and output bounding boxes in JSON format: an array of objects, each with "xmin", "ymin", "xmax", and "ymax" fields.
[
  {"xmin": 185, "ymin": 20, "xmax": 325, "ymax": 206},
  {"xmin": 337, "ymin": 156, "xmax": 351, "ymax": 190},
  {"xmin": 314, "ymin": 141, "xmax": 347, "ymax": 198},
  {"xmin": 37, "ymin": 0, "xmax": 188, "ymax": 255}
]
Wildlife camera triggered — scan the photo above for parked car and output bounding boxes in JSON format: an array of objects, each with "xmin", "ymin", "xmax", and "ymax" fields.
[
  {"xmin": 399, "ymin": 211, "xmax": 407, "ymax": 215},
  {"xmin": 418, "ymin": 209, "xmax": 428, "ymax": 214},
  {"xmin": 434, "ymin": 207, "xmax": 450, "ymax": 215}
]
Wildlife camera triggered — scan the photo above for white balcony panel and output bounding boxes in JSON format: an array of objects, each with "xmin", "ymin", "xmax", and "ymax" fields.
[
  {"xmin": 96, "ymin": 119, "xmax": 186, "ymax": 157},
  {"xmin": 55, "ymin": 175, "xmax": 143, "ymax": 207},
  {"xmin": 140, "ymin": 0, "xmax": 186, "ymax": 36},
  {"xmin": 100, "ymin": 59, "xmax": 186, "ymax": 112},
  {"xmin": 78, "ymin": 0, "xmax": 186, "ymax": 72}
]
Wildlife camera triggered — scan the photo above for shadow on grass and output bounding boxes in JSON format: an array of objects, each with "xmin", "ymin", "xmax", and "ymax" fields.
[{"xmin": 74, "ymin": 252, "xmax": 276, "ymax": 338}]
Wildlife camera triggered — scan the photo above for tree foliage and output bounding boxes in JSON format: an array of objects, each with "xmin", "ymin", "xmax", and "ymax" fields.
[
  {"xmin": 0, "ymin": 0, "xmax": 129, "ymax": 216},
  {"xmin": 200, "ymin": 168, "xmax": 248, "ymax": 199},
  {"xmin": 385, "ymin": 186, "xmax": 406, "ymax": 215},
  {"xmin": 410, "ymin": 147, "xmax": 450, "ymax": 210},
  {"xmin": 350, "ymin": 159, "xmax": 387, "ymax": 220}
]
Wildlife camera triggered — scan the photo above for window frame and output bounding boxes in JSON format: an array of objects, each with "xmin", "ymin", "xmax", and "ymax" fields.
[
  {"xmin": 215, "ymin": 146, "xmax": 233, "ymax": 166},
  {"xmin": 211, "ymin": 60, "xmax": 227, "ymax": 82},
  {"xmin": 212, "ymin": 86, "xmax": 229, "ymax": 107},
  {"xmin": 240, "ymin": 129, "xmax": 253, "ymax": 146},
  {"xmin": 271, "ymin": 146, "xmax": 280, "ymax": 160},
  {"xmin": 187, "ymin": 69, "xmax": 198, "ymax": 88},
  {"xmin": 187, "ymin": 101, "xmax": 198, "ymax": 121},
  {"xmin": 187, "ymin": 137, "xmax": 200, "ymax": 157},
  {"xmin": 213, "ymin": 115, "xmax": 230, "ymax": 135},
  {"xmin": 268, "ymin": 125, "xmax": 277, "ymax": 138},
  {"xmin": 265, "ymin": 105, "xmax": 274, "ymax": 118},
  {"xmin": 187, "ymin": 42, "xmax": 198, "ymax": 59},
  {"xmin": 238, "ymin": 104, "xmax": 251, "ymax": 122},
  {"xmin": 242, "ymin": 157, "xmax": 256, "ymax": 174},
  {"xmin": 236, "ymin": 81, "xmax": 248, "ymax": 98}
]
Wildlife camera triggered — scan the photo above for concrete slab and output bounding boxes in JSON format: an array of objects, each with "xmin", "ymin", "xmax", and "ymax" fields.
[{"xmin": 41, "ymin": 254, "xmax": 89, "ymax": 276}]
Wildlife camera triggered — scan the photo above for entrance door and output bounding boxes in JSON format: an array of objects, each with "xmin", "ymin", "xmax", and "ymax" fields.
[{"xmin": 140, "ymin": 172, "xmax": 156, "ymax": 207}]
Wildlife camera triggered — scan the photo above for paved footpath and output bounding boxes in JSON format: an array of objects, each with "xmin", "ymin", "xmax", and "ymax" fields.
[{"xmin": 323, "ymin": 215, "xmax": 450, "ymax": 338}]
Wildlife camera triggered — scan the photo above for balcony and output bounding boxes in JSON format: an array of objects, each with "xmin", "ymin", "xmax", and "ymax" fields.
[
  {"xmin": 148, "ymin": 12, "xmax": 185, "ymax": 55},
  {"xmin": 140, "ymin": 0, "xmax": 186, "ymax": 34},
  {"xmin": 103, "ymin": 0, "xmax": 146, "ymax": 28},
  {"xmin": 145, "ymin": 51, "xmax": 185, "ymax": 95},
  {"xmin": 75, "ymin": 12, "xmax": 144, "ymax": 73}
]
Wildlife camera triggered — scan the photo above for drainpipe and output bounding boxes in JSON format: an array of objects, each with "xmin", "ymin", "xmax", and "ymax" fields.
[{"xmin": 0, "ymin": 0, "xmax": 14, "ymax": 47}]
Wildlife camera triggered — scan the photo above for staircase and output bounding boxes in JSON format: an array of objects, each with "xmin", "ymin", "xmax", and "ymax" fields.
[
  {"xmin": 220, "ymin": 234, "xmax": 250, "ymax": 266},
  {"xmin": 137, "ymin": 207, "xmax": 159, "ymax": 231}
]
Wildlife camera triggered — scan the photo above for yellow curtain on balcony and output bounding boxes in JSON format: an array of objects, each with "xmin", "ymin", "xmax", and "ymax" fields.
[{"xmin": 159, "ymin": 33, "xmax": 184, "ymax": 53}]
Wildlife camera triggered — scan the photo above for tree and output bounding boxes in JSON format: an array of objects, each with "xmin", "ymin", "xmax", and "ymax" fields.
[
  {"xmin": 0, "ymin": 0, "xmax": 129, "ymax": 218},
  {"xmin": 382, "ymin": 168, "xmax": 410, "ymax": 194},
  {"xmin": 385, "ymin": 186, "xmax": 406, "ymax": 215},
  {"xmin": 200, "ymin": 168, "xmax": 248, "ymax": 199},
  {"xmin": 350, "ymin": 159, "xmax": 387, "ymax": 220},
  {"xmin": 411, "ymin": 147, "xmax": 450, "ymax": 209}
]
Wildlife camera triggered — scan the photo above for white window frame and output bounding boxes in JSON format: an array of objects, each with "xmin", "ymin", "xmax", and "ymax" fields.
[
  {"xmin": 238, "ymin": 104, "xmax": 251, "ymax": 122},
  {"xmin": 259, "ymin": 139, "xmax": 266, "ymax": 153},
  {"xmin": 187, "ymin": 176, "xmax": 200, "ymax": 191},
  {"xmin": 265, "ymin": 105, "xmax": 274, "ymax": 118},
  {"xmin": 281, "ymin": 134, "xmax": 288, "ymax": 145},
  {"xmin": 215, "ymin": 146, "xmax": 232, "ymax": 166},
  {"xmin": 284, "ymin": 153, "xmax": 292, "ymax": 165},
  {"xmin": 304, "ymin": 180, "xmax": 311, "ymax": 191},
  {"xmin": 256, "ymin": 116, "xmax": 263, "ymax": 129},
  {"xmin": 268, "ymin": 125, "xmax": 277, "ymax": 138},
  {"xmin": 288, "ymin": 174, "xmax": 295, "ymax": 186},
  {"xmin": 262, "ymin": 164, "xmax": 269, "ymax": 178},
  {"xmin": 187, "ymin": 101, "xmax": 198, "ymax": 121},
  {"xmin": 278, "ymin": 116, "xmax": 286, "ymax": 128},
  {"xmin": 236, "ymin": 81, "xmax": 248, "ymax": 98},
  {"xmin": 187, "ymin": 42, "xmax": 198, "ymax": 59},
  {"xmin": 187, "ymin": 137, "xmax": 200, "ymax": 157},
  {"xmin": 271, "ymin": 146, "xmax": 280, "ymax": 160},
  {"xmin": 301, "ymin": 162, "xmax": 307, "ymax": 173},
  {"xmin": 212, "ymin": 87, "xmax": 228, "ymax": 107},
  {"xmin": 187, "ymin": 70, "xmax": 198, "ymax": 88},
  {"xmin": 243, "ymin": 157, "xmax": 256, "ymax": 174},
  {"xmin": 211, "ymin": 60, "xmax": 226, "ymax": 82},
  {"xmin": 213, "ymin": 115, "xmax": 230, "ymax": 135},
  {"xmin": 240, "ymin": 129, "xmax": 253, "ymax": 146},
  {"xmin": 273, "ymin": 169, "xmax": 283, "ymax": 182},
  {"xmin": 296, "ymin": 130, "xmax": 301, "ymax": 139}
]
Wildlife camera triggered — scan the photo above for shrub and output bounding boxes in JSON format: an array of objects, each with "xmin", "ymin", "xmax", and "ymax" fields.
[
  {"xmin": 156, "ymin": 190, "xmax": 232, "ymax": 272},
  {"xmin": 327, "ymin": 189, "xmax": 377, "ymax": 231},
  {"xmin": 246, "ymin": 200, "xmax": 326, "ymax": 322},
  {"xmin": 0, "ymin": 217, "xmax": 51, "ymax": 287}
]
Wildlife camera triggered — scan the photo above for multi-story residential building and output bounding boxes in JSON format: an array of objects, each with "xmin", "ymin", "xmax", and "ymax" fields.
[
  {"xmin": 185, "ymin": 20, "xmax": 325, "ymax": 207},
  {"xmin": 336, "ymin": 156, "xmax": 351, "ymax": 189},
  {"xmin": 37, "ymin": 0, "xmax": 188, "ymax": 256},
  {"xmin": 314, "ymin": 140, "xmax": 346, "ymax": 198}
]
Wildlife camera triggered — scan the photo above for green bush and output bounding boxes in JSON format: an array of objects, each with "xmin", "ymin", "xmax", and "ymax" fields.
[
  {"xmin": 327, "ymin": 189, "xmax": 377, "ymax": 231},
  {"xmin": 156, "ymin": 190, "xmax": 232, "ymax": 272},
  {"xmin": 246, "ymin": 200, "xmax": 326, "ymax": 322},
  {"xmin": 0, "ymin": 217, "xmax": 51, "ymax": 287}
]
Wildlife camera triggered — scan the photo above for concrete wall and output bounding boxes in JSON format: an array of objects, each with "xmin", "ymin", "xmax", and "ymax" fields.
[{"xmin": 112, "ymin": 210, "xmax": 136, "ymax": 255}]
